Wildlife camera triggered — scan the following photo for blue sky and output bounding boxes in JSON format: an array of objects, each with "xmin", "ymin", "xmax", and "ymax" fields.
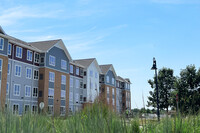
[{"xmin": 1, "ymin": 0, "xmax": 200, "ymax": 109}]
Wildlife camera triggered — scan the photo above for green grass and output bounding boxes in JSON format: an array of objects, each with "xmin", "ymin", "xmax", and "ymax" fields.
[{"xmin": 0, "ymin": 104, "xmax": 200, "ymax": 133}]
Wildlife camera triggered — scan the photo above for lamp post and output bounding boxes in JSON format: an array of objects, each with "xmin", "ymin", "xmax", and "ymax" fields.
[{"xmin": 151, "ymin": 57, "xmax": 160, "ymax": 121}]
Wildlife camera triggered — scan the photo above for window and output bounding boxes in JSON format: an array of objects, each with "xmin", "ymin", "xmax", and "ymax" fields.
[
  {"xmin": 60, "ymin": 106, "xmax": 65, "ymax": 115},
  {"xmin": 70, "ymin": 77, "xmax": 73, "ymax": 87},
  {"xmin": 107, "ymin": 76, "xmax": 109, "ymax": 83},
  {"xmin": 84, "ymin": 71, "xmax": 86, "ymax": 76},
  {"xmin": 7, "ymin": 63, "xmax": 10, "ymax": 75},
  {"xmin": 34, "ymin": 70, "xmax": 39, "ymax": 80},
  {"xmin": 0, "ymin": 59, "xmax": 2, "ymax": 71},
  {"xmin": 76, "ymin": 67, "xmax": 79, "ymax": 75},
  {"xmin": 112, "ymin": 88, "xmax": 115, "ymax": 95},
  {"xmin": 33, "ymin": 87, "xmax": 38, "ymax": 97},
  {"xmin": 112, "ymin": 78, "xmax": 115, "ymax": 85},
  {"xmin": 8, "ymin": 43, "xmax": 11, "ymax": 55},
  {"xmin": 48, "ymin": 106, "xmax": 53, "ymax": 115},
  {"xmin": 26, "ymin": 67, "xmax": 32, "ymax": 79},
  {"xmin": 95, "ymin": 72, "xmax": 98, "ymax": 78},
  {"xmin": 80, "ymin": 68, "xmax": 83, "ymax": 76},
  {"xmin": 84, "ymin": 84, "xmax": 86, "ymax": 89},
  {"xmin": 34, "ymin": 53, "xmax": 40, "ymax": 63},
  {"xmin": 40, "ymin": 57, "xmax": 44, "ymax": 63},
  {"xmin": 95, "ymin": 83, "xmax": 97, "ymax": 90},
  {"xmin": 49, "ymin": 55, "xmax": 55, "ymax": 66},
  {"xmin": 6, "ymin": 82, "xmax": 9, "ymax": 95},
  {"xmin": 61, "ymin": 90, "xmax": 66, "ymax": 100},
  {"xmin": 90, "ymin": 70, "xmax": 93, "ymax": 77},
  {"xmin": 107, "ymin": 87, "xmax": 109, "ymax": 95},
  {"xmin": 16, "ymin": 46, "xmax": 22, "ymax": 58},
  {"xmin": 15, "ymin": 65, "xmax": 21, "ymax": 77},
  {"xmin": 13, "ymin": 84, "xmax": 20, "ymax": 96},
  {"xmin": 27, "ymin": 50, "xmax": 33, "ymax": 61},
  {"xmin": 49, "ymin": 72, "xmax": 55, "ymax": 82},
  {"xmin": 48, "ymin": 88, "xmax": 54, "ymax": 99},
  {"xmin": 24, "ymin": 105, "xmax": 30, "ymax": 114},
  {"xmin": 75, "ymin": 93, "xmax": 79, "ymax": 102},
  {"xmin": 32, "ymin": 105, "xmax": 37, "ymax": 114},
  {"xmin": 69, "ymin": 92, "xmax": 73, "ymax": 101},
  {"xmin": 25, "ymin": 86, "xmax": 31, "ymax": 97},
  {"xmin": 61, "ymin": 60, "xmax": 67, "ymax": 70},
  {"xmin": 76, "ymin": 79, "xmax": 79, "ymax": 88},
  {"xmin": 80, "ymin": 82, "xmax": 83, "ymax": 88},
  {"xmin": 90, "ymin": 82, "xmax": 93, "ymax": 89},
  {"xmin": 61, "ymin": 75, "xmax": 66, "ymax": 85},
  {"xmin": 113, "ymin": 99, "xmax": 115, "ymax": 105},
  {"xmin": 107, "ymin": 98, "xmax": 109, "ymax": 103},
  {"xmin": 80, "ymin": 95, "xmax": 83, "ymax": 102},
  {"xmin": 0, "ymin": 37, "xmax": 4, "ymax": 50},
  {"xmin": 70, "ymin": 64, "xmax": 73, "ymax": 74},
  {"xmin": 13, "ymin": 104, "xmax": 19, "ymax": 114}
]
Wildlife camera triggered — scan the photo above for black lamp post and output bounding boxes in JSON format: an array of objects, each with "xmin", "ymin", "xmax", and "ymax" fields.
[{"xmin": 151, "ymin": 57, "xmax": 160, "ymax": 121}]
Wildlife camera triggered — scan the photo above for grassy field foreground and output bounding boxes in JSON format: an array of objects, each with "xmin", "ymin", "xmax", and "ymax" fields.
[{"xmin": 0, "ymin": 104, "xmax": 200, "ymax": 133}]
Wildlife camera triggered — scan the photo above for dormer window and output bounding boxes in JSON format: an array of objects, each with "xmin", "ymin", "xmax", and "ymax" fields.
[
  {"xmin": 107, "ymin": 76, "xmax": 109, "ymax": 83},
  {"xmin": 16, "ymin": 46, "xmax": 22, "ymax": 58}
]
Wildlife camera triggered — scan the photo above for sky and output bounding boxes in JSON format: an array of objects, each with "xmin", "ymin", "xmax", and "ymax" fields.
[{"xmin": 0, "ymin": 0, "xmax": 200, "ymax": 109}]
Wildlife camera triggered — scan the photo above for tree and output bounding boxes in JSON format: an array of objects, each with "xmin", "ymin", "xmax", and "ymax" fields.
[
  {"xmin": 174, "ymin": 65, "xmax": 200, "ymax": 114},
  {"xmin": 148, "ymin": 68, "xmax": 175, "ymax": 113}
]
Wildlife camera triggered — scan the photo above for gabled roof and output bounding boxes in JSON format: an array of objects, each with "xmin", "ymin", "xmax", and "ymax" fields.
[
  {"xmin": 28, "ymin": 39, "xmax": 61, "ymax": 51},
  {"xmin": 74, "ymin": 58, "xmax": 101, "ymax": 73},
  {"xmin": 28, "ymin": 39, "xmax": 72, "ymax": 61},
  {"xmin": 99, "ymin": 64, "xmax": 117, "ymax": 78},
  {"xmin": 0, "ymin": 26, "xmax": 6, "ymax": 35},
  {"xmin": 125, "ymin": 78, "xmax": 132, "ymax": 84},
  {"xmin": 74, "ymin": 58, "xmax": 96, "ymax": 68},
  {"xmin": 117, "ymin": 76, "xmax": 126, "ymax": 82}
]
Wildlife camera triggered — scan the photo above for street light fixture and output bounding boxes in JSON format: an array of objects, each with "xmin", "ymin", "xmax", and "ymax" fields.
[{"xmin": 151, "ymin": 57, "xmax": 160, "ymax": 121}]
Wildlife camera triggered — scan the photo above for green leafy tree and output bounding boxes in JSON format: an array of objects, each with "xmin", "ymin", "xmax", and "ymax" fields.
[
  {"xmin": 174, "ymin": 65, "xmax": 200, "ymax": 114},
  {"xmin": 148, "ymin": 68, "xmax": 175, "ymax": 113}
]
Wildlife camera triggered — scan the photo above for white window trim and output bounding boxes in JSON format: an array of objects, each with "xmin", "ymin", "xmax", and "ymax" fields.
[
  {"xmin": 49, "ymin": 55, "xmax": 56, "ymax": 66},
  {"xmin": 15, "ymin": 65, "xmax": 22, "ymax": 77},
  {"xmin": 61, "ymin": 90, "xmax": 66, "ymax": 100},
  {"xmin": 33, "ymin": 69, "xmax": 39, "ymax": 80},
  {"xmin": 61, "ymin": 59, "xmax": 67, "ymax": 70},
  {"xmin": 48, "ymin": 88, "xmax": 54, "ymax": 99},
  {"xmin": 26, "ymin": 67, "xmax": 32, "ymax": 79},
  {"xmin": 6, "ymin": 82, "xmax": 9, "ymax": 95},
  {"xmin": 69, "ymin": 91, "xmax": 73, "ymax": 101},
  {"xmin": 24, "ymin": 104, "xmax": 30, "ymax": 112},
  {"xmin": 0, "ymin": 59, "xmax": 2, "ymax": 71},
  {"xmin": 70, "ymin": 77, "xmax": 73, "ymax": 88},
  {"xmin": 25, "ymin": 85, "xmax": 31, "ymax": 97},
  {"xmin": 70, "ymin": 64, "xmax": 73, "ymax": 74},
  {"xmin": 8, "ymin": 43, "xmax": 11, "ymax": 55},
  {"xmin": 61, "ymin": 75, "xmax": 66, "ymax": 85},
  {"xmin": 32, "ymin": 87, "xmax": 38, "ymax": 98},
  {"xmin": 48, "ymin": 105, "xmax": 54, "ymax": 115},
  {"xmin": 34, "ymin": 53, "xmax": 40, "ymax": 63},
  {"xmin": 60, "ymin": 106, "xmax": 66, "ymax": 116},
  {"xmin": 49, "ymin": 72, "xmax": 55, "ymax": 82},
  {"xmin": 7, "ymin": 63, "xmax": 10, "ymax": 75},
  {"xmin": 0, "ymin": 37, "xmax": 4, "ymax": 50},
  {"xmin": 13, "ymin": 84, "xmax": 20, "ymax": 96},
  {"xmin": 12, "ymin": 103, "xmax": 19, "ymax": 115},
  {"xmin": 16, "ymin": 46, "xmax": 22, "ymax": 58},
  {"xmin": 27, "ymin": 50, "xmax": 33, "ymax": 61},
  {"xmin": 32, "ymin": 105, "xmax": 38, "ymax": 113}
]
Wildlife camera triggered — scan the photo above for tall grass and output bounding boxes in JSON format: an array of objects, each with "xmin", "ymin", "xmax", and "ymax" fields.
[{"xmin": 0, "ymin": 104, "xmax": 200, "ymax": 133}]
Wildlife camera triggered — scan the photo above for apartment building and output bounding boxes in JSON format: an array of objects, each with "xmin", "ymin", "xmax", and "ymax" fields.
[
  {"xmin": 99, "ymin": 64, "xmax": 117, "ymax": 111},
  {"xmin": 0, "ymin": 26, "xmax": 131, "ymax": 115},
  {"xmin": 29, "ymin": 39, "xmax": 72, "ymax": 116},
  {"xmin": 74, "ymin": 58, "xmax": 101, "ymax": 104},
  {"xmin": 69, "ymin": 62, "xmax": 85, "ymax": 113}
]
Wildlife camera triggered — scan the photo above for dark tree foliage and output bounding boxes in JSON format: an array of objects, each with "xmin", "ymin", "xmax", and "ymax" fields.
[
  {"xmin": 174, "ymin": 65, "xmax": 200, "ymax": 114},
  {"xmin": 148, "ymin": 68, "xmax": 175, "ymax": 113}
]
